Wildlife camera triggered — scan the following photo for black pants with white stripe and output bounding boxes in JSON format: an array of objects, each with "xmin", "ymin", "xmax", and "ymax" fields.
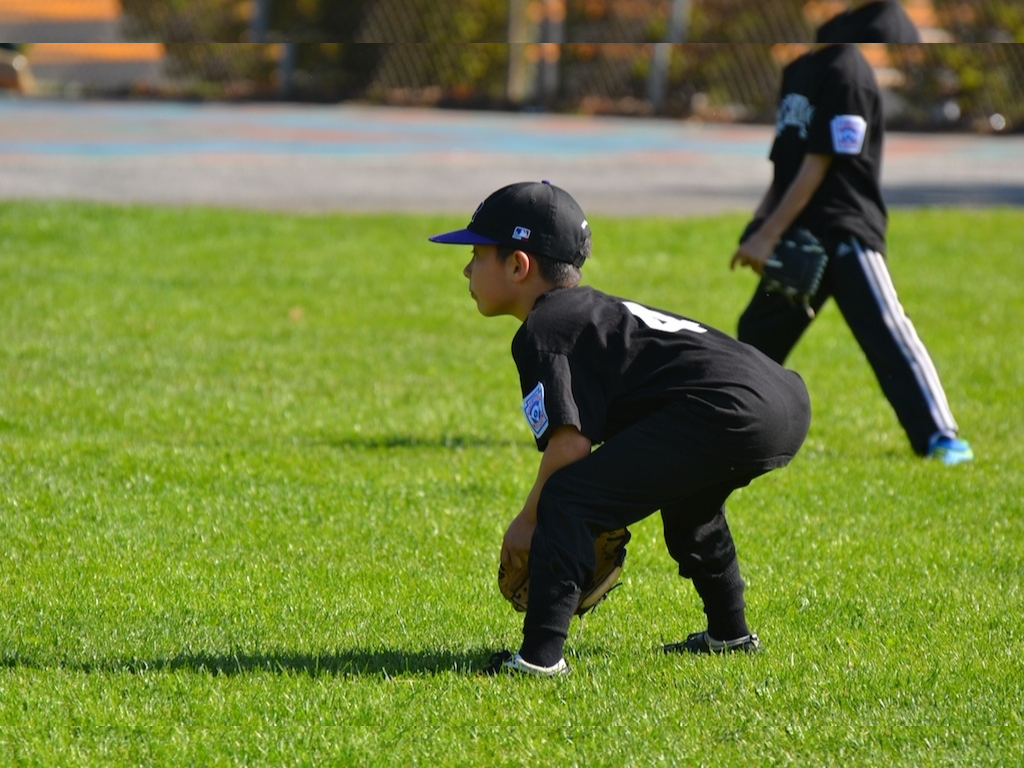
[{"xmin": 738, "ymin": 235, "xmax": 958, "ymax": 456}]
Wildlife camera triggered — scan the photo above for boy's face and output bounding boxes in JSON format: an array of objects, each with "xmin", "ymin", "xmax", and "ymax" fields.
[{"xmin": 463, "ymin": 244, "xmax": 516, "ymax": 317}]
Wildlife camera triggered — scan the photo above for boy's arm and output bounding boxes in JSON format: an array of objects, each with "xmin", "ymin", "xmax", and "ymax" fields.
[
  {"xmin": 752, "ymin": 183, "xmax": 779, "ymax": 222},
  {"xmin": 731, "ymin": 153, "xmax": 832, "ymax": 275},
  {"xmin": 500, "ymin": 425, "xmax": 592, "ymax": 573},
  {"xmin": 736, "ymin": 184, "xmax": 780, "ymax": 244}
]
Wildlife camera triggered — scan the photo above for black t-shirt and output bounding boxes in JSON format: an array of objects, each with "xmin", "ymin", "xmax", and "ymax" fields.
[
  {"xmin": 770, "ymin": 44, "xmax": 887, "ymax": 253},
  {"xmin": 816, "ymin": 1, "xmax": 921, "ymax": 43},
  {"xmin": 512, "ymin": 286, "xmax": 806, "ymax": 456}
]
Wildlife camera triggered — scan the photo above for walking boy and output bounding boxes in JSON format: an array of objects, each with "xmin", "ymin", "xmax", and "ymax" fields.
[
  {"xmin": 730, "ymin": 43, "xmax": 972, "ymax": 464},
  {"xmin": 430, "ymin": 181, "xmax": 811, "ymax": 676}
]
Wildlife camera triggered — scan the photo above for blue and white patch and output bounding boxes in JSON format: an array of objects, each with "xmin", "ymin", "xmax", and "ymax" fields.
[
  {"xmin": 512, "ymin": 226, "xmax": 531, "ymax": 241},
  {"xmin": 776, "ymin": 93, "xmax": 814, "ymax": 139},
  {"xmin": 521, "ymin": 382, "xmax": 549, "ymax": 439},
  {"xmin": 831, "ymin": 115, "xmax": 867, "ymax": 155}
]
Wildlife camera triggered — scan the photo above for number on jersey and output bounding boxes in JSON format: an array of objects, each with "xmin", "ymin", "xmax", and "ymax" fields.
[{"xmin": 623, "ymin": 301, "xmax": 707, "ymax": 334}]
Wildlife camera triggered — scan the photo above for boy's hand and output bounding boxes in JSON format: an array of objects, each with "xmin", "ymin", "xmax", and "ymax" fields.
[
  {"xmin": 732, "ymin": 153, "xmax": 832, "ymax": 276},
  {"xmin": 500, "ymin": 511, "xmax": 536, "ymax": 575},
  {"xmin": 730, "ymin": 230, "xmax": 775, "ymax": 275},
  {"xmin": 498, "ymin": 528, "xmax": 631, "ymax": 615}
]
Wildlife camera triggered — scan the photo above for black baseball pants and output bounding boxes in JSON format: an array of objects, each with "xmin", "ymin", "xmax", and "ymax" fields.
[{"xmin": 520, "ymin": 382, "xmax": 809, "ymax": 666}]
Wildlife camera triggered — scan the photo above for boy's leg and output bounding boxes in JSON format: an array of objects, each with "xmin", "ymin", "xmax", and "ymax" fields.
[
  {"xmin": 519, "ymin": 408, "xmax": 770, "ymax": 667},
  {"xmin": 661, "ymin": 483, "xmax": 752, "ymax": 642},
  {"xmin": 830, "ymin": 237, "xmax": 959, "ymax": 455},
  {"xmin": 737, "ymin": 282, "xmax": 827, "ymax": 364}
]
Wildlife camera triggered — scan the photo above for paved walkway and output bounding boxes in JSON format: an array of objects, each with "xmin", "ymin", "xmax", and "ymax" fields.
[{"xmin": 1, "ymin": 99, "xmax": 1022, "ymax": 217}]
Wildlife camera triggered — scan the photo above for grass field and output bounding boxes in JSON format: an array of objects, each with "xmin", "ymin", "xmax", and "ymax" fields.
[{"xmin": 1, "ymin": 201, "xmax": 1022, "ymax": 763}]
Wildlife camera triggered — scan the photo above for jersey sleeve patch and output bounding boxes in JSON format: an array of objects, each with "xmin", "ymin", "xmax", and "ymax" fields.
[
  {"xmin": 830, "ymin": 115, "xmax": 867, "ymax": 155},
  {"xmin": 521, "ymin": 382, "xmax": 549, "ymax": 439}
]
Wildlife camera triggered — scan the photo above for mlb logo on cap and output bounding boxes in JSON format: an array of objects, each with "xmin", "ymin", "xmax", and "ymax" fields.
[{"xmin": 427, "ymin": 180, "xmax": 591, "ymax": 267}]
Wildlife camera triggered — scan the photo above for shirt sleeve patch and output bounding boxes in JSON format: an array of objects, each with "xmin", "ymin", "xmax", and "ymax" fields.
[
  {"xmin": 522, "ymin": 382, "xmax": 549, "ymax": 439},
  {"xmin": 830, "ymin": 115, "xmax": 867, "ymax": 155}
]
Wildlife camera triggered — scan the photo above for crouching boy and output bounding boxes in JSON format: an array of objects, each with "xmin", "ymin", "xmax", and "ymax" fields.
[{"xmin": 430, "ymin": 181, "xmax": 811, "ymax": 676}]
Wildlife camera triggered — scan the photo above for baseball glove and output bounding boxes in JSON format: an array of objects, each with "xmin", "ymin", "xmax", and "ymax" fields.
[
  {"xmin": 761, "ymin": 226, "xmax": 828, "ymax": 318},
  {"xmin": 497, "ymin": 528, "xmax": 630, "ymax": 616}
]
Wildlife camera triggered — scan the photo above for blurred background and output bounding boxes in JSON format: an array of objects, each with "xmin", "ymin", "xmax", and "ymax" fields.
[{"xmin": 1, "ymin": 0, "xmax": 1022, "ymax": 132}]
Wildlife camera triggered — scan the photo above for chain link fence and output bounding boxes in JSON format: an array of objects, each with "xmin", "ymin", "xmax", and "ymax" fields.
[{"xmin": 117, "ymin": 0, "xmax": 1024, "ymax": 132}]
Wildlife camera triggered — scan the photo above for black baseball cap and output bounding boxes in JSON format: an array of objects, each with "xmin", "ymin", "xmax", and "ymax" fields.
[{"xmin": 428, "ymin": 181, "xmax": 591, "ymax": 267}]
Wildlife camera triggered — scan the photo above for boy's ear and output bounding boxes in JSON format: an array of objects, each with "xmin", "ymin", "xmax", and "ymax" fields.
[{"xmin": 508, "ymin": 249, "xmax": 533, "ymax": 283}]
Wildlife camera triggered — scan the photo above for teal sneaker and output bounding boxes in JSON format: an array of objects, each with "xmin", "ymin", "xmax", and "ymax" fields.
[{"xmin": 927, "ymin": 435, "xmax": 974, "ymax": 465}]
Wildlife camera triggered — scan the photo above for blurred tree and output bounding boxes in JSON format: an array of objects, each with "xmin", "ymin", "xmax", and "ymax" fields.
[
  {"xmin": 273, "ymin": 0, "xmax": 510, "ymax": 102},
  {"xmin": 688, "ymin": 0, "xmax": 811, "ymax": 42},
  {"xmin": 645, "ymin": 0, "xmax": 812, "ymax": 120},
  {"xmin": 116, "ymin": 0, "xmax": 1022, "ymax": 131},
  {"xmin": 120, "ymin": 0, "xmax": 248, "ymax": 41},
  {"xmin": 889, "ymin": 43, "xmax": 1024, "ymax": 131},
  {"xmin": 120, "ymin": 0, "xmax": 277, "ymax": 95},
  {"xmin": 932, "ymin": 0, "xmax": 1024, "ymax": 42},
  {"xmin": 888, "ymin": 1, "xmax": 1024, "ymax": 131}
]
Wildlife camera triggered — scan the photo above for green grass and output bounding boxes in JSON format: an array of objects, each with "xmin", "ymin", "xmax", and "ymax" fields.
[{"xmin": 1, "ymin": 201, "xmax": 1022, "ymax": 763}]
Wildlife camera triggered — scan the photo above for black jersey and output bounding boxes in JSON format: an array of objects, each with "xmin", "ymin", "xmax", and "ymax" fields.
[
  {"xmin": 816, "ymin": 1, "xmax": 921, "ymax": 44},
  {"xmin": 770, "ymin": 44, "xmax": 887, "ymax": 253},
  {"xmin": 512, "ymin": 286, "xmax": 808, "ymax": 457}
]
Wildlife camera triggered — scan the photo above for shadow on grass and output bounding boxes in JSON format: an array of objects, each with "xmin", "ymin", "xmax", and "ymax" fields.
[
  {"xmin": 884, "ymin": 183, "xmax": 1024, "ymax": 207},
  {"xmin": 317, "ymin": 434, "xmax": 530, "ymax": 450},
  {"xmin": 2, "ymin": 648, "xmax": 498, "ymax": 678}
]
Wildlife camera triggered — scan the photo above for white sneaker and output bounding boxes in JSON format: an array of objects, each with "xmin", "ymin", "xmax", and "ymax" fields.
[{"xmin": 481, "ymin": 650, "xmax": 569, "ymax": 677}]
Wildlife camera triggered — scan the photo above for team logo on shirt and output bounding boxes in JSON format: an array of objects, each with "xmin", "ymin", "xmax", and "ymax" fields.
[
  {"xmin": 831, "ymin": 115, "xmax": 867, "ymax": 154},
  {"xmin": 776, "ymin": 93, "xmax": 814, "ymax": 140},
  {"xmin": 522, "ymin": 382, "xmax": 549, "ymax": 438}
]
